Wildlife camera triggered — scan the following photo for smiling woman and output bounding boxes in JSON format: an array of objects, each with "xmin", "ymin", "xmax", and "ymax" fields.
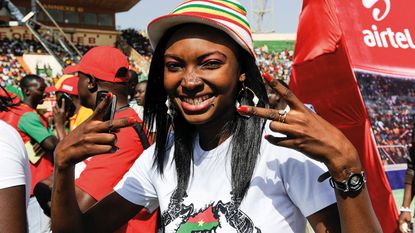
[
  {"xmin": 52, "ymin": 0, "xmax": 382, "ymax": 233},
  {"xmin": 163, "ymin": 24, "xmax": 245, "ymax": 125}
]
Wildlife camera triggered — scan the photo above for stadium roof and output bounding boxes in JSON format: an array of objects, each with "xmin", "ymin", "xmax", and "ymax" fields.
[{"xmin": 41, "ymin": 0, "xmax": 140, "ymax": 12}]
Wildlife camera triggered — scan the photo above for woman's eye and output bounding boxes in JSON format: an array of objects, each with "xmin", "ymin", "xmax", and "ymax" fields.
[
  {"xmin": 165, "ymin": 62, "xmax": 182, "ymax": 71},
  {"xmin": 201, "ymin": 60, "xmax": 223, "ymax": 69}
]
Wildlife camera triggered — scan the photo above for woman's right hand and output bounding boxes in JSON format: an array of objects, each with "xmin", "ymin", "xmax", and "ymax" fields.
[
  {"xmin": 237, "ymin": 76, "xmax": 361, "ymax": 180},
  {"xmin": 399, "ymin": 212, "xmax": 412, "ymax": 233},
  {"xmin": 54, "ymin": 93, "xmax": 136, "ymax": 169}
]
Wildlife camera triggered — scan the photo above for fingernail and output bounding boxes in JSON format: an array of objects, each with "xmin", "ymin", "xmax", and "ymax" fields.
[
  {"xmin": 264, "ymin": 134, "xmax": 271, "ymax": 140},
  {"xmin": 236, "ymin": 106, "xmax": 249, "ymax": 113},
  {"xmin": 262, "ymin": 73, "xmax": 273, "ymax": 82},
  {"xmin": 110, "ymin": 146, "xmax": 119, "ymax": 153},
  {"xmin": 113, "ymin": 134, "xmax": 118, "ymax": 145},
  {"xmin": 128, "ymin": 117, "xmax": 136, "ymax": 124},
  {"xmin": 106, "ymin": 92, "xmax": 113, "ymax": 98}
]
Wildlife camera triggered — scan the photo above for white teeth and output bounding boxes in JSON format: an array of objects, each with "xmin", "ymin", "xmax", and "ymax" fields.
[{"xmin": 183, "ymin": 96, "xmax": 210, "ymax": 105}]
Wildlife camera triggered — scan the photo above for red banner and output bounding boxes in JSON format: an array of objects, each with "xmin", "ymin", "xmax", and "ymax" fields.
[{"xmin": 335, "ymin": 0, "xmax": 415, "ymax": 77}]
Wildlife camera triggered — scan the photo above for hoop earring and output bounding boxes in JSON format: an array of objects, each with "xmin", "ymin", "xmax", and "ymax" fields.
[
  {"xmin": 235, "ymin": 82, "xmax": 259, "ymax": 108},
  {"xmin": 165, "ymin": 97, "xmax": 175, "ymax": 118}
]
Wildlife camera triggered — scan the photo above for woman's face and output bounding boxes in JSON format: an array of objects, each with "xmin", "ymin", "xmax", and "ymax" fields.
[{"xmin": 163, "ymin": 25, "xmax": 244, "ymax": 126}]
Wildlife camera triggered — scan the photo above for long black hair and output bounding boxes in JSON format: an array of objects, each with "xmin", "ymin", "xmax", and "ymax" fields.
[{"xmin": 143, "ymin": 24, "xmax": 268, "ymax": 202}]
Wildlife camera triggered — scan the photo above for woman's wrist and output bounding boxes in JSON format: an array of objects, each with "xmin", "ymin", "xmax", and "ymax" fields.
[
  {"xmin": 400, "ymin": 206, "xmax": 412, "ymax": 213},
  {"xmin": 54, "ymin": 149, "xmax": 74, "ymax": 171},
  {"xmin": 325, "ymin": 147, "xmax": 363, "ymax": 181}
]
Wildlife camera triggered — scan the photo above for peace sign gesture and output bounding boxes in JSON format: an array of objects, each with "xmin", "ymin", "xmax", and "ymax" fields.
[
  {"xmin": 237, "ymin": 77, "xmax": 361, "ymax": 180},
  {"xmin": 54, "ymin": 92, "xmax": 136, "ymax": 170}
]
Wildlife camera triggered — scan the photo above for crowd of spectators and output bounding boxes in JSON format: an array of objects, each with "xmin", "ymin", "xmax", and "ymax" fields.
[
  {"xmin": 120, "ymin": 28, "xmax": 153, "ymax": 58},
  {"xmin": 357, "ymin": 72, "xmax": 415, "ymax": 165},
  {"xmin": 0, "ymin": 37, "xmax": 45, "ymax": 56},
  {"xmin": 0, "ymin": 36, "xmax": 92, "ymax": 65},
  {"xmin": 255, "ymin": 45, "xmax": 293, "ymax": 84},
  {"xmin": 0, "ymin": 54, "xmax": 27, "ymax": 87}
]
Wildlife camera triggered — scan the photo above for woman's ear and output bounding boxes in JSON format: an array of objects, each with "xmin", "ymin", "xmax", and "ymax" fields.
[{"xmin": 239, "ymin": 73, "xmax": 246, "ymax": 82}]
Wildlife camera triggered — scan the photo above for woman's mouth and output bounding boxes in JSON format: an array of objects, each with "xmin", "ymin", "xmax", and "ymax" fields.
[{"xmin": 180, "ymin": 95, "xmax": 215, "ymax": 112}]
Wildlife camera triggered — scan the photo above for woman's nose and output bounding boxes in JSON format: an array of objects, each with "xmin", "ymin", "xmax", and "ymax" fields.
[{"xmin": 181, "ymin": 69, "xmax": 203, "ymax": 91}]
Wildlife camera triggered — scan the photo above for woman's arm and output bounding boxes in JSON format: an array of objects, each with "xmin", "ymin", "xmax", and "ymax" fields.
[
  {"xmin": 398, "ymin": 178, "xmax": 414, "ymax": 233},
  {"xmin": 0, "ymin": 186, "xmax": 27, "ymax": 233},
  {"xmin": 306, "ymin": 152, "xmax": 379, "ymax": 233},
  {"xmin": 51, "ymin": 94, "xmax": 141, "ymax": 233},
  {"xmin": 238, "ymin": 77, "xmax": 382, "ymax": 233},
  {"xmin": 398, "ymin": 144, "xmax": 415, "ymax": 233}
]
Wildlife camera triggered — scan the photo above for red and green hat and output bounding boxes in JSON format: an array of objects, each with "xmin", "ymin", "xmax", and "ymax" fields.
[{"xmin": 147, "ymin": 0, "xmax": 254, "ymax": 57}]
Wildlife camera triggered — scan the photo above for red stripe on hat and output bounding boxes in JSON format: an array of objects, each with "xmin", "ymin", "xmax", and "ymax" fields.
[{"xmin": 185, "ymin": 11, "xmax": 252, "ymax": 37}]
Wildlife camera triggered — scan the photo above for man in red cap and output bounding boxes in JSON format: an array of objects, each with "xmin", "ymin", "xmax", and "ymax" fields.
[{"xmin": 63, "ymin": 46, "xmax": 157, "ymax": 233}]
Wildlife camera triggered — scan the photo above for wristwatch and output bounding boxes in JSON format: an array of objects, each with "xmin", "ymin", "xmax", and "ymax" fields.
[{"xmin": 329, "ymin": 171, "xmax": 366, "ymax": 193}]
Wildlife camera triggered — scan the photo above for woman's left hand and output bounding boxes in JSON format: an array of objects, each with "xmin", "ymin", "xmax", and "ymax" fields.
[{"xmin": 237, "ymin": 78, "xmax": 361, "ymax": 179}]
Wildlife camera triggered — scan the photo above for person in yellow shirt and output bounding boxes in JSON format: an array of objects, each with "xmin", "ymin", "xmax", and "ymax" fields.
[{"xmin": 69, "ymin": 105, "xmax": 93, "ymax": 131}]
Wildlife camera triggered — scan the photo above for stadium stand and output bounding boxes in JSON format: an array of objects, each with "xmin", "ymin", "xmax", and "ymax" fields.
[
  {"xmin": 255, "ymin": 45, "xmax": 293, "ymax": 84},
  {"xmin": 357, "ymin": 72, "xmax": 415, "ymax": 165}
]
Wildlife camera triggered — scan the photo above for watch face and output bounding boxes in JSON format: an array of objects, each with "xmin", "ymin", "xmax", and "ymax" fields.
[
  {"xmin": 350, "ymin": 174, "xmax": 361, "ymax": 186},
  {"xmin": 331, "ymin": 171, "xmax": 365, "ymax": 193}
]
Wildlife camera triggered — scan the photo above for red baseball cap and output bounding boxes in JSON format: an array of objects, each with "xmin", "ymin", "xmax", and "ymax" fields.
[
  {"xmin": 46, "ymin": 75, "xmax": 79, "ymax": 95},
  {"xmin": 64, "ymin": 46, "xmax": 129, "ymax": 83}
]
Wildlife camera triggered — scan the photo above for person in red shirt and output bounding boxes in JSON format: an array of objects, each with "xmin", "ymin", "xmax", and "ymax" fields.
[
  {"xmin": 63, "ymin": 46, "xmax": 157, "ymax": 233},
  {"xmin": 0, "ymin": 75, "xmax": 58, "ymax": 233}
]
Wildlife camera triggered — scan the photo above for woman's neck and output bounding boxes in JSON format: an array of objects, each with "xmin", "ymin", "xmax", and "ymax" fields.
[{"xmin": 196, "ymin": 110, "xmax": 235, "ymax": 150}]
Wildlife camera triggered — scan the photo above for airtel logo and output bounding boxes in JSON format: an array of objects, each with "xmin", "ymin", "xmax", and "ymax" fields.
[{"xmin": 362, "ymin": 0, "xmax": 391, "ymax": 21}]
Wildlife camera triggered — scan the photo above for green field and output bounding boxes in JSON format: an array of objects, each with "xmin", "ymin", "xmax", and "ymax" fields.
[
  {"xmin": 393, "ymin": 189, "xmax": 414, "ymax": 211},
  {"xmin": 253, "ymin": 40, "xmax": 295, "ymax": 52}
]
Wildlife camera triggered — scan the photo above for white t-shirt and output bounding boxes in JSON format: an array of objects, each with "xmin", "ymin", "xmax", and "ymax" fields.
[
  {"xmin": 115, "ymin": 128, "xmax": 336, "ymax": 233},
  {"xmin": 0, "ymin": 120, "xmax": 31, "ymax": 207}
]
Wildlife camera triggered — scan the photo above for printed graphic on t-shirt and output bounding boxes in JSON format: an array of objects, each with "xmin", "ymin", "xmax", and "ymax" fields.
[{"xmin": 161, "ymin": 190, "xmax": 262, "ymax": 232}]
